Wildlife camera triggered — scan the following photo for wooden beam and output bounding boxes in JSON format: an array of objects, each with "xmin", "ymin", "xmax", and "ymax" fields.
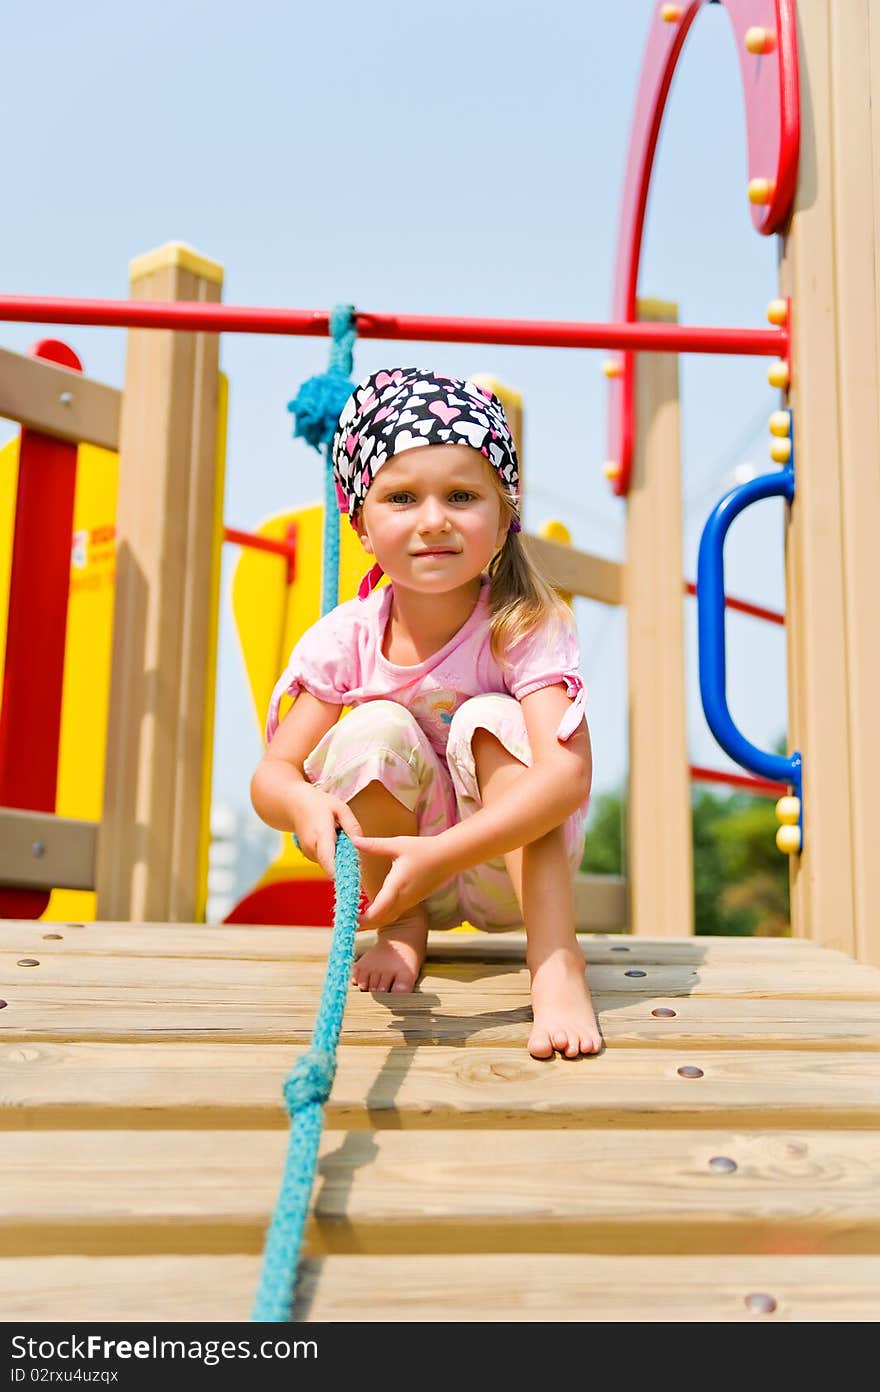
[
  {"xmin": 625, "ymin": 300, "xmax": 694, "ymax": 938},
  {"xmin": 0, "ymin": 346, "xmax": 120, "ymax": 450},
  {"xmin": 96, "ymin": 243, "xmax": 224, "ymax": 922},
  {"xmin": 523, "ymin": 533, "xmax": 624, "ymax": 606},
  {"xmin": 0, "ymin": 807, "xmax": 97, "ymax": 891}
]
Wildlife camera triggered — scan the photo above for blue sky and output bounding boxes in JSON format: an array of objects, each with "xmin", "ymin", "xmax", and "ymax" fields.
[{"xmin": 1, "ymin": 0, "xmax": 786, "ymax": 826}]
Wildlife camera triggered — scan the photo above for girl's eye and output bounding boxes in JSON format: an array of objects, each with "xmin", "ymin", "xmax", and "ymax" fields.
[{"xmin": 388, "ymin": 491, "xmax": 475, "ymax": 504}]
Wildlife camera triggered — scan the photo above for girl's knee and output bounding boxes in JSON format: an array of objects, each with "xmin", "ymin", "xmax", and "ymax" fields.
[
  {"xmin": 342, "ymin": 699, "xmax": 423, "ymax": 741},
  {"xmin": 304, "ymin": 699, "xmax": 442, "ymax": 816},
  {"xmin": 447, "ymin": 694, "xmax": 528, "ymax": 767}
]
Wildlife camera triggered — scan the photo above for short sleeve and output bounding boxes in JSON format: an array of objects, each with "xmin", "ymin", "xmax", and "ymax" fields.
[
  {"xmin": 505, "ymin": 614, "xmax": 588, "ymax": 743},
  {"xmin": 265, "ymin": 609, "xmax": 353, "ymax": 743}
]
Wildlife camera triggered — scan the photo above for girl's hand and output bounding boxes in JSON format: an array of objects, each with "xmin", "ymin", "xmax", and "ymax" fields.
[
  {"xmin": 290, "ymin": 785, "xmax": 364, "ymax": 878},
  {"xmin": 348, "ymin": 833, "xmax": 454, "ymax": 931}
]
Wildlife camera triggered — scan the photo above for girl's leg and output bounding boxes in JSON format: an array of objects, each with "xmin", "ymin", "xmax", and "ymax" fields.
[
  {"xmin": 302, "ymin": 700, "xmax": 456, "ymax": 994},
  {"xmin": 471, "ymin": 726, "xmax": 602, "ymax": 1060},
  {"xmin": 347, "ymin": 779, "xmax": 429, "ymax": 993}
]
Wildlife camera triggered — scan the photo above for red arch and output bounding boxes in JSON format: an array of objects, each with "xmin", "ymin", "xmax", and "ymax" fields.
[{"xmin": 607, "ymin": 0, "xmax": 799, "ymax": 495}]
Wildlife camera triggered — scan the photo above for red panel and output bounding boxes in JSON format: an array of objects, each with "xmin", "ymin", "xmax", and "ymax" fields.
[
  {"xmin": 607, "ymin": 0, "xmax": 800, "ymax": 495},
  {"xmin": 0, "ymin": 340, "xmax": 82, "ymax": 918},
  {"xmin": 224, "ymin": 878, "xmax": 336, "ymax": 927}
]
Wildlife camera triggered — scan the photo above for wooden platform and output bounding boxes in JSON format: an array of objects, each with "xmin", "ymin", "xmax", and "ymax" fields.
[{"xmin": 1, "ymin": 921, "xmax": 880, "ymax": 1322}]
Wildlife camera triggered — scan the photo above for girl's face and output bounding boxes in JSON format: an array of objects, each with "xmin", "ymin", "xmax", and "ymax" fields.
[{"xmin": 353, "ymin": 443, "xmax": 511, "ymax": 592}]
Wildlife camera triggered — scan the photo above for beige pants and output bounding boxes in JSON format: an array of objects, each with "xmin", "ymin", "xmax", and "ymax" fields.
[{"xmin": 303, "ymin": 694, "xmax": 588, "ymax": 931}]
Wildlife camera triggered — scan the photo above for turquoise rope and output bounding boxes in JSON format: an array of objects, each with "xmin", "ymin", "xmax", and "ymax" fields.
[
  {"xmin": 252, "ymin": 306, "xmax": 359, "ymax": 1323},
  {"xmin": 250, "ymin": 831, "xmax": 360, "ymax": 1322},
  {"xmin": 286, "ymin": 304, "xmax": 356, "ymax": 614}
]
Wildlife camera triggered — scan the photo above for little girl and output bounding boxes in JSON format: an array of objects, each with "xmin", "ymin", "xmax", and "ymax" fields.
[{"xmin": 251, "ymin": 368, "xmax": 601, "ymax": 1060}]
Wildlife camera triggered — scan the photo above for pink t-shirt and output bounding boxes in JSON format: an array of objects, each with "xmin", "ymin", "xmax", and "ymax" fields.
[{"xmin": 266, "ymin": 573, "xmax": 587, "ymax": 759}]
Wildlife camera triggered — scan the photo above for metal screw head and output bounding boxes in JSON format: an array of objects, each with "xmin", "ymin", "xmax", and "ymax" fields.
[
  {"xmin": 625, "ymin": 968, "xmax": 647, "ymax": 977},
  {"xmin": 59, "ymin": 390, "xmax": 74, "ymax": 405},
  {"xmin": 677, "ymin": 1065, "xmax": 704, "ymax": 1078},
  {"xmin": 17, "ymin": 959, "xmax": 39, "ymax": 968},
  {"xmin": 652, "ymin": 1007, "xmax": 677, "ymax": 1018},
  {"xmin": 31, "ymin": 841, "xmax": 46, "ymax": 858},
  {"xmin": 708, "ymin": 1156, "xmax": 737, "ymax": 1173},
  {"xmin": 745, "ymin": 1292, "xmax": 777, "ymax": 1314}
]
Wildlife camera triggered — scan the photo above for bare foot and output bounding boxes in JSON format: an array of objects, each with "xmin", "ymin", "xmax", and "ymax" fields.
[
  {"xmin": 527, "ymin": 946, "xmax": 603, "ymax": 1060},
  {"xmin": 351, "ymin": 905, "xmax": 429, "ymax": 993}
]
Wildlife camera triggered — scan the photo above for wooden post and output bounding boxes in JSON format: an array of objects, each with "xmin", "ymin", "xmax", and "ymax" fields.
[
  {"xmin": 777, "ymin": 0, "xmax": 880, "ymax": 963},
  {"xmin": 96, "ymin": 243, "xmax": 225, "ymax": 922},
  {"xmin": 625, "ymin": 298, "xmax": 694, "ymax": 937}
]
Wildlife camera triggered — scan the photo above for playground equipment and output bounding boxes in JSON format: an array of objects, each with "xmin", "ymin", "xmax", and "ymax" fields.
[{"xmin": 1, "ymin": 0, "xmax": 879, "ymax": 1324}]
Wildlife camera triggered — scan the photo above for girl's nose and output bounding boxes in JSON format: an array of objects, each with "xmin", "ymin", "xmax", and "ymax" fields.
[{"xmin": 418, "ymin": 504, "xmax": 452, "ymax": 530}]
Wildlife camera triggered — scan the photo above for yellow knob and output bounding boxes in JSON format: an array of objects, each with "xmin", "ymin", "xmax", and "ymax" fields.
[
  {"xmin": 768, "ymin": 360, "xmax": 790, "ymax": 390},
  {"xmin": 769, "ymin": 410, "xmax": 791, "ymax": 437},
  {"xmin": 770, "ymin": 438, "xmax": 792, "ymax": 464},
  {"xmin": 661, "ymin": 4, "xmax": 683, "ymax": 20},
  {"xmin": 745, "ymin": 26, "xmax": 776, "ymax": 54},
  {"xmin": 748, "ymin": 178, "xmax": 775, "ymax": 205},
  {"xmin": 539, "ymin": 519, "xmax": 572, "ymax": 545},
  {"xmin": 776, "ymin": 824, "xmax": 802, "ymax": 855},
  {"xmin": 776, "ymin": 796, "xmax": 801, "ymax": 825},
  {"xmin": 766, "ymin": 298, "xmax": 788, "ymax": 326},
  {"xmin": 603, "ymin": 460, "xmax": 621, "ymax": 480},
  {"xmin": 602, "ymin": 358, "xmax": 623, "ymax": 379}
]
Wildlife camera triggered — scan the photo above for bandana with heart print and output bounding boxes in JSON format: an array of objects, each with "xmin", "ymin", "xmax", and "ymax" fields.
[{"xmin": 330, "ymin": 368, "xmax": 521, "ymax": 598}]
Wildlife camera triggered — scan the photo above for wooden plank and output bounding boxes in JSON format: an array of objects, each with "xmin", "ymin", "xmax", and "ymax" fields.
[
  {"xmin": 0, "ymin": 922, "xmax": 848, "ymax": 964},
  {"xmin": 3, "ymin": 1128, "xmax": 879, "ymax": 1257},
  {"xmin": 0, "ymin": 808, "xmax": 97, "ymax": 891},
  {"xmin": 1, "ymin": 988, "xmax": 878, "ymax": 1049},
  {"xmin": 0, "ymin": 345, "xmax": 121, "ymax": 450},
  {"xmin": 779, "ymin": 1, "xmax": 858, "ymax": 954},
  {"xmin": 627, "ymin": 299, "xmax": 693, "ymax": 937},
  {"xmin": 522, "ymin": 534, "xmax": 623, "ymax": 606},
  {"xmin": 1, "ymin": 1253, "xmax": 878, "ymax": 1322},
  {"xmin": 2, "ymin": 1042, "xmax": 878, "ymax": 1131},
  {"xmin": 3, "ymin": 953, "xmax": 878, "ymax": 998}
]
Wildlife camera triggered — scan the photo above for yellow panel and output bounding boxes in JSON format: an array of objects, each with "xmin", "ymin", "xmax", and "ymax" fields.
[
  {"xmin": 0, "ymin": 436, "xmax": 22, "ymax": 694},
  {"xmin": 45, "ymin": 440, "xmax": 119, "ymax": 922}
]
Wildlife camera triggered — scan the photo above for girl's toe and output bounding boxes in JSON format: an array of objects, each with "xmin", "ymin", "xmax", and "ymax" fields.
[{"xmin": 528, "ymin": 1029, "xmax": 554, "ymax": 1060}]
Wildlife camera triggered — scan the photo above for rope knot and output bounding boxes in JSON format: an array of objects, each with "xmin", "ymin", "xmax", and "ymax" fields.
[
  {"xmin": 287, "ymin": 369, "xmax": 354, "ymax": 451},
  {"xmin": 283, "ymin": 1048, "xmax": 337, "ymax": 1113}
]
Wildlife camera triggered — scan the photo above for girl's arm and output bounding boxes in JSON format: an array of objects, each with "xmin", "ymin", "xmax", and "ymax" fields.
[
  {"xmin": 435, "ymin": 683, "xmax": 592, "ymax": 874},
  {"xmin": 251, "ymin": 690, "xmax": 343, "ymax": 830}
]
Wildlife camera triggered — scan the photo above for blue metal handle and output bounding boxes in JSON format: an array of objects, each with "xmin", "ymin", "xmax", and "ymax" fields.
[{"xmin": 696, "ymin": 462, "xmax": 801, "ymax": 802}]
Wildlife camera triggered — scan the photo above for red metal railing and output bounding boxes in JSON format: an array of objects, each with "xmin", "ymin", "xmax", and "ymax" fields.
[
  {"xmin": 684, "ymin": 580, "xmax": 784, "ymax": 626},
  {"xmin": 690, "ymin": 763, "xmax": 787, "ymax": 799},
  {"xmin": 223, "ymin": 525, "xmax": 297, "ymax": 585},
  {"xmin": 0, "ymin": 294, "xmax": 788, "ymax": 356}
]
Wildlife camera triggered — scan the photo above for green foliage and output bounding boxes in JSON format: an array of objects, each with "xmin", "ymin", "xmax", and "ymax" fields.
[{"xmin": 580, "ymin": 780, "xmax": 791, "ymax": 937}]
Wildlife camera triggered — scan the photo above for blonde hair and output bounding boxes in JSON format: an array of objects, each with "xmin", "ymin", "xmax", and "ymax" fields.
[{"xmin": 485, "ymin": 470, "xmax": 575, "ymax": 671}]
